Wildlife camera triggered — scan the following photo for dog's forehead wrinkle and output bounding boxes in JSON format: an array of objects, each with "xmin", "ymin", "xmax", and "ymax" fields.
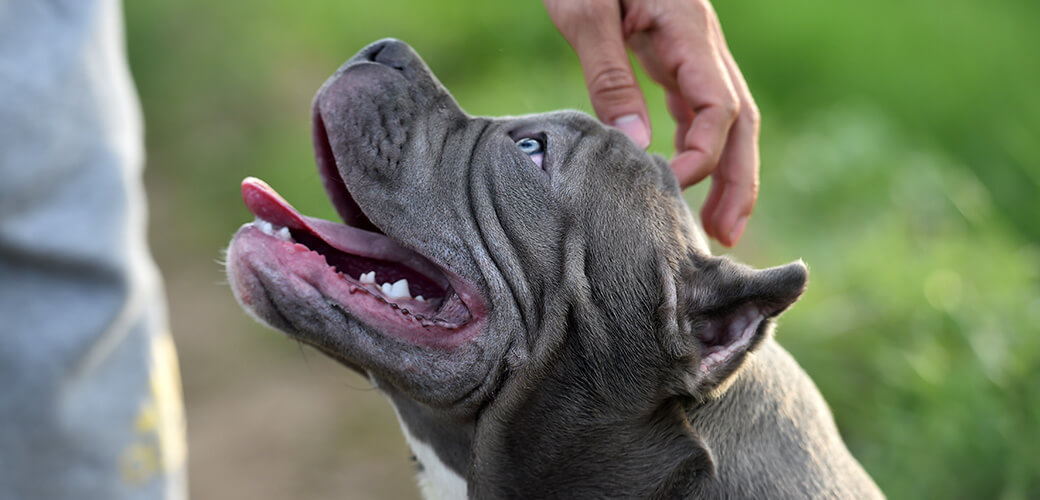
[
  {"xmin": 498, "ymin": 109, "xmax": 593, "ymax": 127},
  {"xmin": 465, "ymin": 121, "xmax": 586, "ymax": 345},
  {"xmin": 467, "ymin": 181, "xmax": 542, "ymax": 348}
]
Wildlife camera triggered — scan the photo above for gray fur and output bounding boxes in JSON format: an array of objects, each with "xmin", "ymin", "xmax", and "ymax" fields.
[{"xmin": 229, "ymin": 39, "xmax": 883, "ymax": 499}]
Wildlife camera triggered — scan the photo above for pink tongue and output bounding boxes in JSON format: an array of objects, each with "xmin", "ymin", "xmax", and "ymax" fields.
[
  {"xmin": 241, "ymin": 177, "xmax": 445, "ymax": 281},
  {"xmin": 241, "ymin": 177, "xmax": 309, "ymax": 229}
]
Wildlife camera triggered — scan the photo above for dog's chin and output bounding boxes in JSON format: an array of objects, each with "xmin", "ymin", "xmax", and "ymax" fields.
[{"xmin": 226, "ymin": 176, "xmax": 487, "ymax": 351}]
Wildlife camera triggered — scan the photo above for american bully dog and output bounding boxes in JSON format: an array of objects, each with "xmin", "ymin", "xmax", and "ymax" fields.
[{"xmin": 226, "ymin": 39, "xmax": 883, "ymax": 499}]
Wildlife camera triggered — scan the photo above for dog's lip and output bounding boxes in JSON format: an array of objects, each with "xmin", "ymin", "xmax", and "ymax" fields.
[
  {"xmin": 230, "ymin": 225, "xmax": 485, "ymax": 348},
  {"xmin": 312, "ymin": 108, "xmax": 380, "ymax": 231},
  {"xmin": 241, "ymin": 177, "xmax": 448, "ymax": 287},
  {"xmin": 236, "ymin": 176, "xmax": 488, "ymax": 346}
]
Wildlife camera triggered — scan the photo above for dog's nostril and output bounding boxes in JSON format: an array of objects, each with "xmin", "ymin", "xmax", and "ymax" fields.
[
  {"xmin": 365, "ymin": 39, "xmax": 410, "ymax": 72},
  {"xmin": 366, "ymin": 43, "xmax": 386, "ymax": 62}
]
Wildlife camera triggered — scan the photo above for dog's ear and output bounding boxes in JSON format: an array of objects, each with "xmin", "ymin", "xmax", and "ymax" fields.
[{"xmin": 668, "ymin": 255, "xmax": 808, "ymax": 396}]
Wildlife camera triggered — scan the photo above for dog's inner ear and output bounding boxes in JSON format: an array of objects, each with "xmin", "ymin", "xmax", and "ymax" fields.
[{"xmin": 680, "ymin": 256, "xmax": 809, "ymax": 395}]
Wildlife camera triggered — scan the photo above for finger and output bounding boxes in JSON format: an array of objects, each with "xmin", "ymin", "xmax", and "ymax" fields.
[
  {"xmin": 545, "ymin": 0, "xmax": 651, "ymax": 148},
  {"xmin": 665, "ymin": 90, "xmax": 692, "ymax": 153},
  {"xmin": 670, "ymin": 59, "xmax": 740, "ymax": 189},
  {"xmin": 708, "ymin": 180, "xmax": 756, "ymax": 248},
  {"xmin": 705, "ymin": 114, "xmax": 759, "ymax": 247},
  {"xmin": 699, "ymin": 171, "xmax": 725, "ymax": 241},
  {"xmin": 707, "ymin": 17, "xmax": 760, "ymax": 246},
  {"xmin": 626, "ymin": 0, "xmax": 739, "ymax": 187}
]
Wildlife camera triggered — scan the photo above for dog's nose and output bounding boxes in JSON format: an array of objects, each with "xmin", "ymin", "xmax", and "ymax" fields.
[{"xmin": 363, "ymin": 39, "xmax": 412, "ymax": 72}]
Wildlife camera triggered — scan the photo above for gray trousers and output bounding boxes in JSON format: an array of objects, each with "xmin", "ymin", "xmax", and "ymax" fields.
[{"xmin": 0, "ymin": 1, "xmax": 187, "ymax": 498}]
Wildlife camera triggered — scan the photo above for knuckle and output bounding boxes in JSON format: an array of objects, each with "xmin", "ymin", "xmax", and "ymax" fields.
[
  {"xmin": 734, "ymin": 179, "xmax": 761, "ymax": 206},
  {"xmin": 553, "ymin": 0, "xmax": 614, "ymax": 31},
  {"xmin": 588, "ymin": 65, "xmax": 639, "ymax": 102},
  {"xmin": 718, "ymin": 93, "xmax": 740, "ymax": 119},
  {"xmin": 686, "ymin": 0, "xmax": 710, "ymax": 17},
  {"xmin": 744, "ymin": 101, "xmax": 761, "ymax": 125},
  {"xmin": 718, "ymin": 161, "xmax": 760, "ymax": 188}
]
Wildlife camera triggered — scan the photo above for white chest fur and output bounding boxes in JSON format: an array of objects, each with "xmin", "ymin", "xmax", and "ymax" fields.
[{"xmin": 392, "ymin": 408, "xmax": 468, "ymax": 500}]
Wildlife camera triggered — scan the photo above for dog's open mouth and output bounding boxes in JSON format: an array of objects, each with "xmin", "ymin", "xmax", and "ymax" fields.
[{"xmin": 229, "ymin": 115, "xmax": 485, "ymax": 348}]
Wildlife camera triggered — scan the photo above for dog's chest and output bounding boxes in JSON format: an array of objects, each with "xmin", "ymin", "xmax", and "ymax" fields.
[{"xmin": 393, "ymin": 411, "xmax": 467, "ymax": 500}]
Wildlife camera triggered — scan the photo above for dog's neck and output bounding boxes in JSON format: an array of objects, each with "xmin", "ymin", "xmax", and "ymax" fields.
[
  {"xmin": 385, "ymin": 329, "xmax": 717, "ymax": 498},
  {"xmin": 389, "ymin": 389, "xmax": 712, "ymax": 500},
  {"xmin": 469, "ymin": 389, "xmax": 712, "ymax": 498},
  {"xmin": 388, "ymin": 341, "xmax": 858, "ymax": 500},
  {"xmin": 382, "ymin": 389, "xmax": 474, "ymax": 500}
]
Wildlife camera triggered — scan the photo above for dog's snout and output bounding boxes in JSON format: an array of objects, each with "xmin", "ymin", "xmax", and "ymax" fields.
[{"xmin": 363, "ymin": 39, "xmax": 412, "ymax": 72}]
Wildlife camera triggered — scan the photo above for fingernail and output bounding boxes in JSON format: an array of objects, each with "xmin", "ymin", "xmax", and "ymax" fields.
[
  {"xmin": 729, "ymin": 216, "xmax": 748, "ymax": 245},
  {"xmin": 613, "ymin": 114, "xmax": 651, "ymax": 149}
]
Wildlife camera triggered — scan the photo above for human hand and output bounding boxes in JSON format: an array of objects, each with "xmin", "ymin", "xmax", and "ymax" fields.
[{"xmin": 544, "ymin": 0, "xmax": 759, "ymax": 247}]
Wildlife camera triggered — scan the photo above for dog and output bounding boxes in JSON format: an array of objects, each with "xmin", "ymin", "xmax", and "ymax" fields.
[{"xmin": 226, "ymin": 39, "xmax": 883, "ymax": 499}]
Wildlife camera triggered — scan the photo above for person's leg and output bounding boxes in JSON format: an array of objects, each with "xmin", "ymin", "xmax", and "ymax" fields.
[{"xmin": 0, "ymin": 1, "xmax": 186, "ymax": 498}]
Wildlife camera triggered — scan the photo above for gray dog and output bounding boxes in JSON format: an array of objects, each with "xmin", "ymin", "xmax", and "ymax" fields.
[{"xmin": 226, "ymin": 39, "xmax": 883, "ymax": 499}]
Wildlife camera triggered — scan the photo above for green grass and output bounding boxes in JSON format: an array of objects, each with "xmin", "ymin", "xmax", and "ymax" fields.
[{"xmin": 125, "ymin": 1, "xmax": 1040, "ymax": 498}]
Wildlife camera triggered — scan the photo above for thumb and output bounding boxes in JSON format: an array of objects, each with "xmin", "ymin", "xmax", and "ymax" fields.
[{"xmin": 545, "ymin": 0, "xmax": 651, "ymax": 148}]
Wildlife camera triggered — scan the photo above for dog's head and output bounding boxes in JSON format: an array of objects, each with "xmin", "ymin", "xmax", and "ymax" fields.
[{"xmin": 226, "ymin": 38, "xmax": 807, "ymax": 481}]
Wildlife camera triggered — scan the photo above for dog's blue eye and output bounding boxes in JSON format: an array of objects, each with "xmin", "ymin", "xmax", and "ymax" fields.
[
  {"xmin": 516, "ymin": 137, "xmax": 544, "ymax": 155},
  {"xmin": 516, "ymin": 137, "xmax": 545, "ymax": 169}
]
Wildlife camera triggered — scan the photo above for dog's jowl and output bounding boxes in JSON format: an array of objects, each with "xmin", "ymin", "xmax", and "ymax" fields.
[{"xmin": 226, "ymin": 39, "xmax": 884, "ymax": 499}]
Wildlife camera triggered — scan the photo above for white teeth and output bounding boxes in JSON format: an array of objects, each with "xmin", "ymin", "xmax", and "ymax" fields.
[
  {"xmin": 255, "ymin": 219, "xmax": 290, "ymax": 241},
  {"xmin": 357, "ymin": 272, "xmax": 419, "ymax": 303},
  {"xmin": 388, "ymin": 279, "xmax": 411, "ymax": 299}
]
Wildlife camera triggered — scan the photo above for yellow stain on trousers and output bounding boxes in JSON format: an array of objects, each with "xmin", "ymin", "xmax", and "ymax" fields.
[{"xmin": 120, "ymin": 333, "xmax": 187, "ymax": 485}]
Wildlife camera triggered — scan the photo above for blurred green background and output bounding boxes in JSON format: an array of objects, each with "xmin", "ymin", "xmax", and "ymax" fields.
[{"xmin": 124, "ymin": 1, "xmax": 1039, "ymax": 499}]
